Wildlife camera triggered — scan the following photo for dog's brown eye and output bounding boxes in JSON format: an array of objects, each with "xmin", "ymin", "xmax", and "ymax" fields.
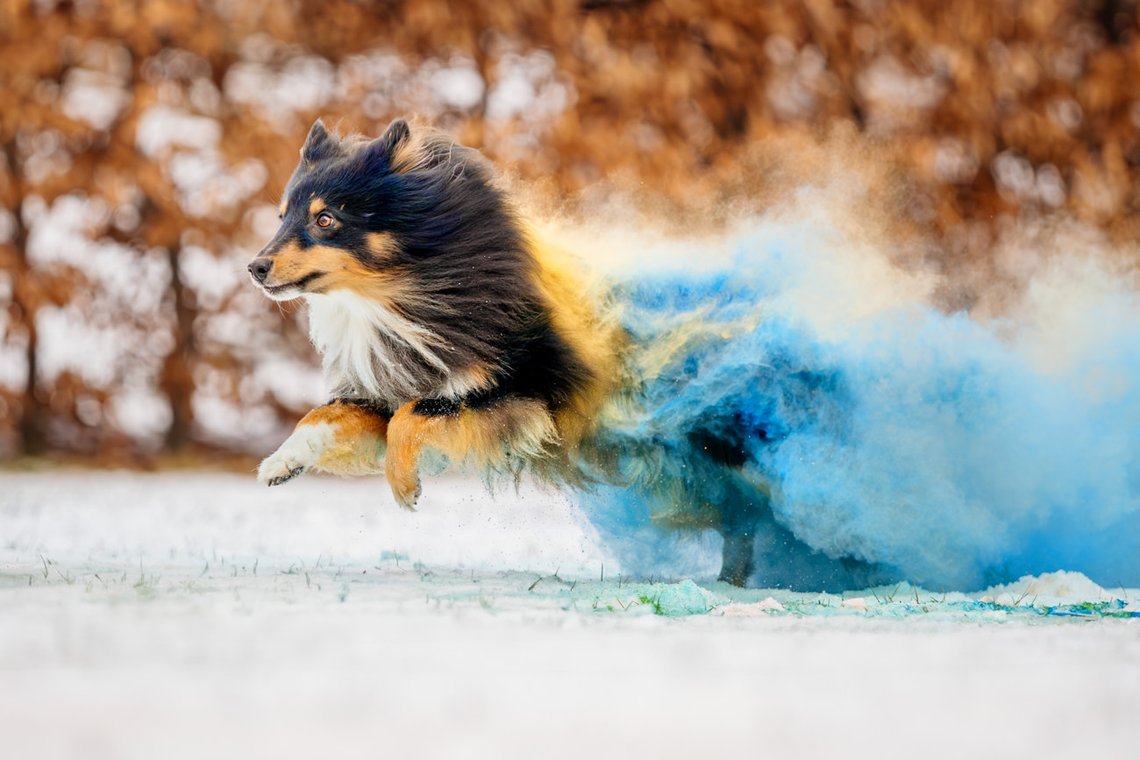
[{"xmin": 316, "ymin": 212, "xmax": 334, "ymax": 228}]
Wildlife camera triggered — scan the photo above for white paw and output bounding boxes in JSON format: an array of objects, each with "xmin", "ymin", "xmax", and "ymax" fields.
[{"xmin": 257, "ymin": 423, "xmax": 335, "ymax": 486}]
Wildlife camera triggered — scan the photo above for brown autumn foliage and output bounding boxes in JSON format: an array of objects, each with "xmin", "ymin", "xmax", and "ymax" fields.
[{"xmin": 1, "ymin": 0, "xmax": 1138, "ymax": 462}]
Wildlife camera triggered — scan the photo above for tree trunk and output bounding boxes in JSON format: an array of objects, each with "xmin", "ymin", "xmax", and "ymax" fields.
[
  {"xmin": 161, "ymin": 243, "xmax": 196, "ymax": 451},
  {"xmin": 3, "ymin": 141, "xmax": 45, "ymax": 456},
  {"xmin": 17, "ymin": 299, "xmax": 43, "ymax": 455}
]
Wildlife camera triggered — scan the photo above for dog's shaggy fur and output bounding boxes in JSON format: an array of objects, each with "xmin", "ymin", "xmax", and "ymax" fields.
[{"xmin": 251, "ymin": 120, "xmax": 624, "ymax": 507}]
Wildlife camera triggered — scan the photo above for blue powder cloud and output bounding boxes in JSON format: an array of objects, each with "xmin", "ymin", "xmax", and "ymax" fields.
[{"xmin": 578, "ymin": 216, "xmax": 1140, "ymax": 591}]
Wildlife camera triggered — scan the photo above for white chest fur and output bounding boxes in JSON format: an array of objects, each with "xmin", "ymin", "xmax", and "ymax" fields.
[{"xmin": 305, "ymin": 291, "xmax": 449, "ymax": 403}]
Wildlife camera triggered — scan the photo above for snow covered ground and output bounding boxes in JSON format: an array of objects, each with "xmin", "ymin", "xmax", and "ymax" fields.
[{"xmin": 2, "ymin": 471, "xmax": 1138, "ymax": 759}]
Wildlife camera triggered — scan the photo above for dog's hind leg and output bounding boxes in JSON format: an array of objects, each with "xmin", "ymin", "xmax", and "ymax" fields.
[
  {"xmin": 718, "ymin": 524, "xmax": 757, "ymax": 587},
  {"xmin": 716, "ymin": 493, "xmax": 765, "ymax": 587},
  {"xmin": 258, "ymin": 399, "xmax": 389, "ymax": 486}
]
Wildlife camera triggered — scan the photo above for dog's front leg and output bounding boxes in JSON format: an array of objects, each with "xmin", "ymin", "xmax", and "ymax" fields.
[
  {"xmin": 384, "ymin": 395, "xmax": 559, "ymax": 510},
  {"xmin": 383, "ymin": 400, "xmax": 451, "ymax": 510},
  {"xmin": 258, "ymin": 400, "xmax": 390, "ymax": 486}
]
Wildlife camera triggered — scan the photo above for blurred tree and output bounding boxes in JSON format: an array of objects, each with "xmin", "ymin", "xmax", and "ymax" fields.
[
  {"xmin": 0, "ymin": 139, "xmax": 44, "ymax": 454},
  {"xmin": 1, "ymin": 0, "xmax": 1138, "ymax": 460}
]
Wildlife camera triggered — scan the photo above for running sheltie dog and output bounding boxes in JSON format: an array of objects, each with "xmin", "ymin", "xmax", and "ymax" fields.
[
  {"xmin": 250, "ymin": 118, "xmax": 761, "ymax": 585},
  {"xmin": 249, "ymin": 117, "xmax": 1140, "ymax": 593}
]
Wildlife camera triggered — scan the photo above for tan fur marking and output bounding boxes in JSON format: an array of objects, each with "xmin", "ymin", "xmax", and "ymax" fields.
[
  {"xmin": 440, "ymin": 362, "xmax": 492, "ymax": 399},
  {"xmin": 269, "ymin": 243, "xmax": 398, "ymax": 297},
  {"xmin": 528, "ymin": 232, "xmax": 627, "ymax": 454},
  {"xmin": 331, "ymin": 265, "xmax": 406, "ymax": 303},
  {"xmin": 390, "ymin": 129, "xmax": 431, "ymax": 174},
  {"xmin": 385, "ymin": 398, "xmax": 558, "ymax": 508},
  {"xmin": 266, "ymin": 242, "xmax": 335, "ymax": 291},
  {"xmin": 309, "ymin": 198, "xmax": 326, "ymax": 216},
  {"xmin": 268, "ymin": 238, "xmax": 405, "ymax": 300},
  {"xmin": 279, "ymin": 199, "xmax": 288, "ymax": 217},
  {"xmin": 321, "ymin": 254, "xmax": 448, "ymax": 323},
  {"xmin": 267, "ymin": 238, "xmax": 425, "ymax": 316},
  {"xmin": 366, "ymin": 232, "xmax": 399, "ymax": 262},
  {"xmin": 298, "ymin": 402, "xmax": 389, "ymax": 476}
]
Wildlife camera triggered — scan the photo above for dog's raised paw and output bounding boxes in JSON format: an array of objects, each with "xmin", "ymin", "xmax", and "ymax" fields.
[
  {"xmin": 257, "ymin": 453, "xmax": 307, "ymax": 486},
  {"xmin": 257, "ymin": 423, "xmax": 335, "ymax": 486},
  {"xmin": 265, "ymin": 465, "xmax": 305, "ymax": 487},
  {"xmin": 389, "ymin": 474, "xmax": 422, "ymax": 511}
]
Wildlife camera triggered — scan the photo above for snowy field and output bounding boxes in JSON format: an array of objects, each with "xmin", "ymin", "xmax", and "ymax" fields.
[{"xmin": 1, "ymin": 471, "xmax": 1138, "ymax": 759}]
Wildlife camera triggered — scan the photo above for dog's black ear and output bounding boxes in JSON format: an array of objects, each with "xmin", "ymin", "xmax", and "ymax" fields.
[
  {"xmin": 301, "ymin": 119, "xmax": 335, "ymax": 163},
  {"xmin": 378, "ymin": 118, "xmax": 411, "ymax": 155},
  {"xmin": 363, "ymin": 118, "xmax": 411, "ymax": 167}
]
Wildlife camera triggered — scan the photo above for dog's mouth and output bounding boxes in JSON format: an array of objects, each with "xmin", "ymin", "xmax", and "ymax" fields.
[{"xmin": 255, "ymin": 271, "xmax": 326, "ymax": 301}]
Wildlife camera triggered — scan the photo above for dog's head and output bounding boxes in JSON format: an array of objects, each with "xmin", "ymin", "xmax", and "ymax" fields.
[
  {"xmin": 249, "ymin": 118, "xmax": 552, "ymax": 395},
  {"xmin": 248, "ymin": 118, "xmax": 511, "ymax": 303}
]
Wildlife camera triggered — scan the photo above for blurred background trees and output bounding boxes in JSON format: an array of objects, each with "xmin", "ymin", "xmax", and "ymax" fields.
[{"xmin": 1, "ymin": 0, "xmax": 1138, "ymax": 462}]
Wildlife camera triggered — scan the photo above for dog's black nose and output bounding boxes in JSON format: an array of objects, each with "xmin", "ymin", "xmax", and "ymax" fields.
[{"xmin": 248, "ymin": 258, "xmax": 272, "ymax": 283}]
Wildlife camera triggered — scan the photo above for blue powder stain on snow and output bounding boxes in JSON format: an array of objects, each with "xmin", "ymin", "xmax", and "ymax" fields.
[{"xmin": 580, "ymin": 220, "xmax": 1140, "ymax": 592}]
